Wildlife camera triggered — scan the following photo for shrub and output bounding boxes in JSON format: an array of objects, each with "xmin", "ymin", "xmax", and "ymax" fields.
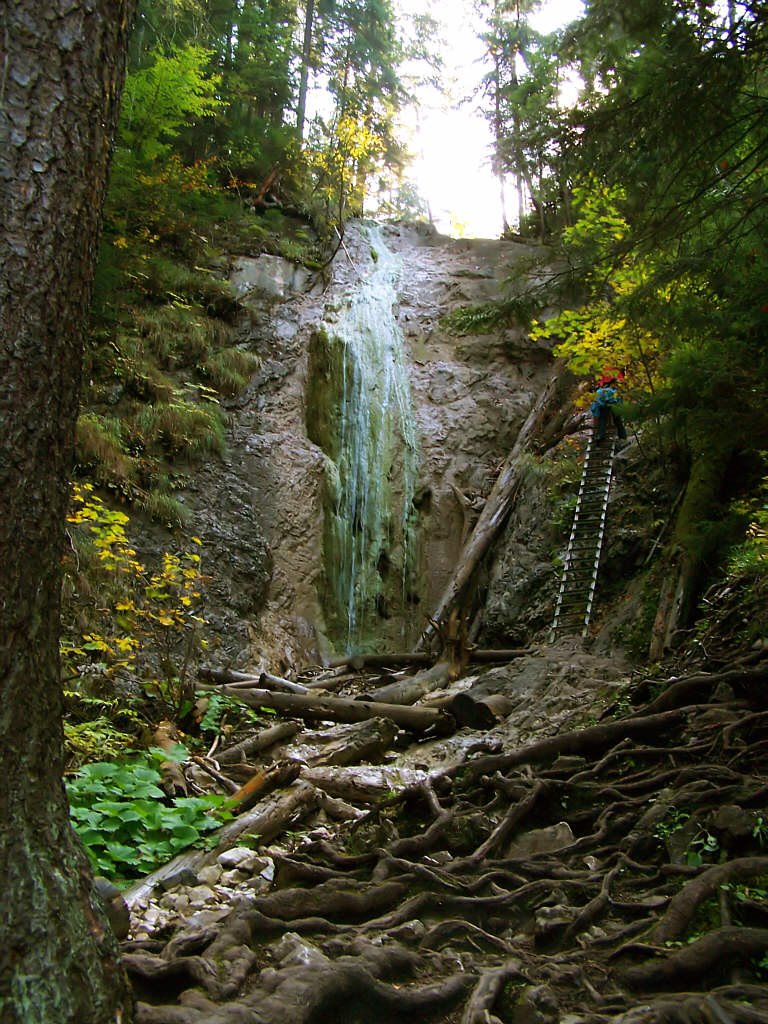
[{"xmin": 66, "ymin": 747, "xmax": 230, "ymax": 880}]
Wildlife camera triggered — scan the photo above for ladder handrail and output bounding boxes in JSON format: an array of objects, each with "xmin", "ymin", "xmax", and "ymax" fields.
[{"xmin": 550, "ymin": 436, "xmax": 616, "ymax": 642}]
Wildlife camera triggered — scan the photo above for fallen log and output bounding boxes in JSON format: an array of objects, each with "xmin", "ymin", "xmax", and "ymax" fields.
[
  {"xmin": 226, "ymin": 762, "xmax": 301, "ymax": 814},
  {"xmin": 446, "ymin": 691, "xmax": 514, "ymax": 729},
  {"xmin": 123, "ymin": 780, "xmax": 320, "ymax": 907},
  {"xmin": 216, "ymin": 721, "xmax": 301, "ymax": 764},
  {"xmin": 323, "ymin": 649, "xmax": 532, "ymax": 671},
  {"xmin": 306, "ymin": 717, "xmax": 399, "ymax": 767},
  {"xmin": 197, "ymin": 684, "xmax": 456, "ymax": 735},
  {"xmin": 317, "ymin": 791, "xmax": 367, "ymax": 821},
  {"xmin": 302, "ymin": 764, "xmax": 431, "ymax": 803},
  {"xmin": 325, "ymin": 652, "xmax": 434, "ymax": 670},
  {"xmin": 419, "ymin": 371, "xmax": 564, "ymax": 650},
  {"xmin": 200, "ymin": 667, "xmax": 309, "ymax": 695},
  {"xmin": 469, "ymin": 647, "xmax": 534, "ymax": 663},
  {"xmin": 260, "ymin": 671, "xmax": 310, "ymax": 696},
  {"xmin": 303, "ymin": 672, "xmax": 359, "ymax": 691},
  {"xmin": 361, "ymin": 662, "xmax": 454, "ymax": 706}
]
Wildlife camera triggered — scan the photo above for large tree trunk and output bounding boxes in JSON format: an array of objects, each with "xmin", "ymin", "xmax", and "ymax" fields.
[
  {"xmin": 649, "ymin": 443, "xmax": 733, "ymax": 660},
  {"xmin": 419, "ymin": 371, "xmax": 565, "ymax": 650},
  {"xmin": 0, "ymin": 3, "xmax": 136, "ymax": 1021},
  {"xmin": 296, "ymin": 0, "xmax": 316, "ymax": 139}
]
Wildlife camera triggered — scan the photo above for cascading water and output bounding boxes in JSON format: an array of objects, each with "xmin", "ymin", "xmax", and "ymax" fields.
[{"xmin": 305, "ymin": 225, "xmax": 420, "ymax": 653}]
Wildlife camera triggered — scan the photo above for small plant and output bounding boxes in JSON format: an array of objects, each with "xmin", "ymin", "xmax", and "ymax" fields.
[
  {"xmin": 721, "ymin": 882, "xmax": 768, "ymax": 903},
  {"xmin": 686, "ymin": 828, "xmax": 720, "ymax": 866},
  {"xmin": 132, "ymin": 397, "xmax": 226, "ymax": 456},
  {"xmin": 727, "ymin": 472, "xmax": 768, "ymax": 577},
  {"xmin": 62, "ymin": 484, "xmax": 209, "ymax": 698},
  {"xmin": 653, "ymin": 807, "xmax": 691, "ymax": 844},
  {"xmin": 753, "ymin": 815, "xmax": 768, "ymax": 848},
  {"xmin": 67, "ymin": 746, "xmax": 230, "ymax": 880},
  {"xmin": 200, "ymin": 346, "xmax": 260, "ymax": 396},
  {"xmin": 196, "ymin": 691, "xmax": 264, "ymax": 736}
]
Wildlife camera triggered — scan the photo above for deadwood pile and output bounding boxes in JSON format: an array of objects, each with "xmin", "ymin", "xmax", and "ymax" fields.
[{"xmin": 123, "ymin": 650, "xmax": 768, "ymax": 1024}]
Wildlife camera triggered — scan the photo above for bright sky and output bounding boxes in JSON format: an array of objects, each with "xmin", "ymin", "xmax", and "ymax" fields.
[{"xmin": 398, "ymin": 0, "xmax": 584, "ymax": 238}]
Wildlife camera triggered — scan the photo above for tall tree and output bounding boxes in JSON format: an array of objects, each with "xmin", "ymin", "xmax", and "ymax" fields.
[
  {"xmin": 541, "ymin": 0, "xmax": 768, "ymax": 648},
  {"xmin": 0, "ymin": 2, "xmax": 137, "ymax": 1021},
  {"xmin": 297, "ymin": 0, "xmax": 317, "ymax": 139},
  {"xmin": 478, "ymin": 0, "xmax": 567, "ymax": 237}
]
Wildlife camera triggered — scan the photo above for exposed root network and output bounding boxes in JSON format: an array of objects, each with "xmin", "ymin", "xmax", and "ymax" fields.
[{"xmin": 125, "ymin": 652, "xmax": 768, "ymax": 1024}]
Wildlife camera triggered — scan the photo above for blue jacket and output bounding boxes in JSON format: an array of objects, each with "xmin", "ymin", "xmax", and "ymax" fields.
[{"xmin": 591, "ymin": 386, "xmax": 621, "ymax": 417}]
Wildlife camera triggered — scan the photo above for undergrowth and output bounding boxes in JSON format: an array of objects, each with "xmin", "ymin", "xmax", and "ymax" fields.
[
  {"xmin": 441, "ymin": 294, "xmax": 538, "ymax": 335},
  {"xmin": 66, "ymin": 745, "xmax": 231, "ymax": 880}
]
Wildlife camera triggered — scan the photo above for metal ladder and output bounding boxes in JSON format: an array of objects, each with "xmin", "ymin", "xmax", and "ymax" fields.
[{"xmin": 550, "ymin": 437, "xmax": 616, "ymax": 641}]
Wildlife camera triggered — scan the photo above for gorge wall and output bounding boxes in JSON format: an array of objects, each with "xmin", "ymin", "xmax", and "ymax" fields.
[{"xmin": 182, "ymin": 223, "xmax": 556, "ymax": 671}]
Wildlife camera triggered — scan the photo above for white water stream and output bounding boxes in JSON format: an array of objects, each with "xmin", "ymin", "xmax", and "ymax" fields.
[{"xmin": 321, "ymin": 226, "xmax": 419, "ymax": 652}]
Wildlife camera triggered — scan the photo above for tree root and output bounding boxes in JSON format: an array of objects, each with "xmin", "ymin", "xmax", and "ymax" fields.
[
  {"xmin": 126, "ymin": 681, "xmax": 768, "ymax": 1023},
  {"xmin": 461, "ymin": 959, "xmax": 523, "ymax": 1024},
  {"xmin": 650, "ymin": 858, "xmax": 768, "ymax": 944},
  {"xmin": 620, "ymin": 928, "xmax": 768, "ymax": 991}
]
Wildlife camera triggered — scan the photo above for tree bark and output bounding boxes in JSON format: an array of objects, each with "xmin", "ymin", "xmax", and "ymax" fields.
[
  {"xmin": 649, "ymin": 444, "xmax": 733, "ymax": 660},
  {"xmin": 217, "ymin": 721, "xmax": 301, "ymax": 764},
  {"xmin": 301, "ymin": 765, "xmax": 431, "ymax": 803},
  {"xmin": 198, "ymin": 685, "xmax": 456, "ymax": 735},
  {"xmin": 0, "ymin": 3, "xmax": 136, "ymax": 1021},
  {"xmin": 361, "ymin": 662, "xmax": 454, "ymax": 705},
  {"xmin": 296, "ymin": 0, "xmax": 316, "ymax": 140}
]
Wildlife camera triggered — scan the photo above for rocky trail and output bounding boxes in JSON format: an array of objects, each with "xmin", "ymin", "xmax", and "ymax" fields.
[{"xmin": 121, "ymin": 641, "xmax": 768, "ymax": 1024}]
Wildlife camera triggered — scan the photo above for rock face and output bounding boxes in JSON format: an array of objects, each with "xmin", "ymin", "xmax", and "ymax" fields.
[{"xmin": 186, "ymin": 223, "xmax": 554, "ymax": 668}]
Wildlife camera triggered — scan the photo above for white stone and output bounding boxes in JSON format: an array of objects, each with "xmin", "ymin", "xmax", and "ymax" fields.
[
  {"xmin": 197, "ymin": 864, "xmax": 223, "ymax": 887},
  {"xmin": 185, "ymin": 907, "xmax": 231, "ymax": 928},
  {"xmin": 271, "ymin": 932, "xmax": 329, "ymax": 968},
  {"xmin": 218, "ymin": 847, "xmax": 256, "ymax": 870},
  {"xmin": 230, "ymin": 255, "xmax": 312, "ymax": 301},
  {"xmin": 187, "ymin": 885, "xmax": 217, "ymax": 908},
  {"xmin": 220, "ymin": 869, "xmax": 246, "ymax": 886}
]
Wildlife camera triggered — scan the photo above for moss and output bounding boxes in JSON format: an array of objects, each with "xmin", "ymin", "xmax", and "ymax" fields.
[{"xmin": 305, "ymin": 327, "xmax": 350, "ymax": 463}]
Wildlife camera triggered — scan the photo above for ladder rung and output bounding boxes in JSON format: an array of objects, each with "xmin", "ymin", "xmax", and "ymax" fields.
[{"xmin": 551, "ymin": 439, "xmax": 617, "ymax": 639}]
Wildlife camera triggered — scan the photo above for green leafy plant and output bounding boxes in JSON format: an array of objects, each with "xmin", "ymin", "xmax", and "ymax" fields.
[
  {"xmin": 686, "ymin": 829, "xmax": 720, "ymax": 867},
  {"xmin": 653, "ymin": 807, "xmax": 691, "ymax": 844},
  {"xmin": 753, "ymin": 815, "xmax": 768, "ymax": 848},
  {"xmin": 66, "ymin": 747, "xmax": 230, "ymax": 880},
  {"xmin": 197, "ymin": 691, "xmax": 264, "ymax": 736},
  {"xmin": 728, "ymin": 472, "xmax": 768, "ymax": 578}
]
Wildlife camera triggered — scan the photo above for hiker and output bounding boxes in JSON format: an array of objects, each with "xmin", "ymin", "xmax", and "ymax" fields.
[{"xmin": 591, "ymin": 375, "xmax": 627, "ymax": 442}]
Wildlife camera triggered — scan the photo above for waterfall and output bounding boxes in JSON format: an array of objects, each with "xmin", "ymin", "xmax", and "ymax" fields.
[{"xmin": 306, "ymin": 225, "xmax": 419, "ymax": 653}]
